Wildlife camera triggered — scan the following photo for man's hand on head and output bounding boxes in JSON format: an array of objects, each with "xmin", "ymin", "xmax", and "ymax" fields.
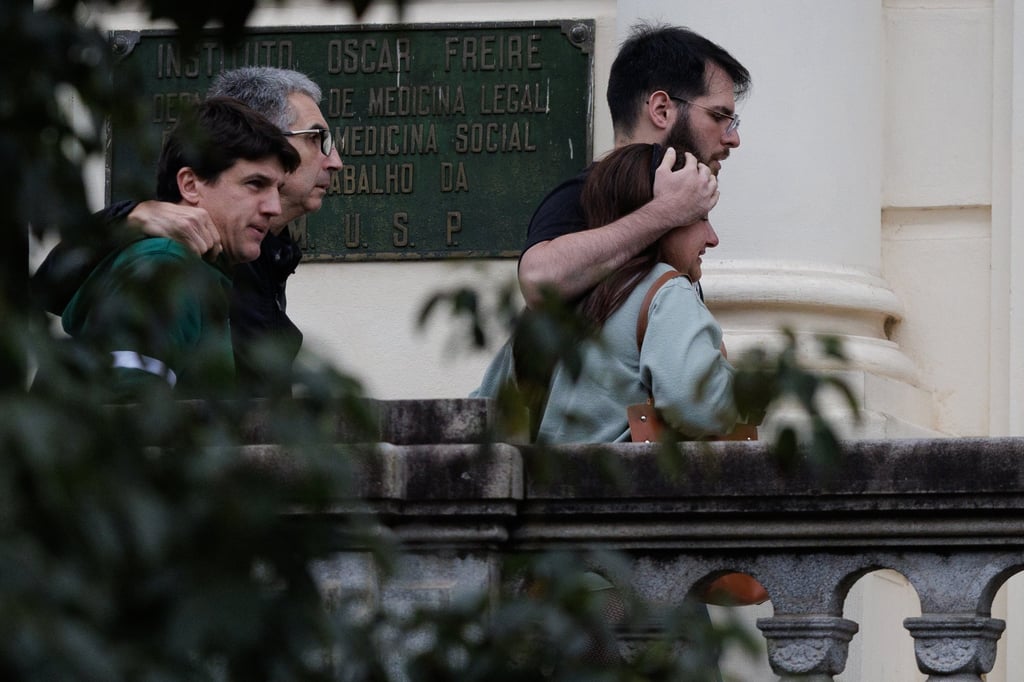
[
  {"xmin": 127, "ymin": 201, "xmax": 223, "ymax": 259},
  {"xmin": 651, "ymin": 149, "xmax": 720, "ymax": 228}
]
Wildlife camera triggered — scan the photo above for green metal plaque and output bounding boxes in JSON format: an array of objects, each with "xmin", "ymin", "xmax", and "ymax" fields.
[{"xmin": 107, "ymin": 21, "xmax": 594, "ymax": 260}]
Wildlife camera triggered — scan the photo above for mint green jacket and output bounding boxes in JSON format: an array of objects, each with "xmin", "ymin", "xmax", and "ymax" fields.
[{"xmin": 537, "ymin": 263, "xmax": 737, "ymax": 443}]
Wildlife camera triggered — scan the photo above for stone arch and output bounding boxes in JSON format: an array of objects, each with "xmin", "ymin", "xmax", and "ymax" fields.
[
  {"xmin": 750, "ymin": 555, "xmax": 886, "ymax": 615},
  {"xmin": 690, "ymin": 568, "xmax": 776, "ymax": 681},
  {"xmin": 978, "ymin": 562, "xmax": 1024, "ymax": 616},
  {"xmin": 892, "ymin": 554, "xmax": 1022, "ymax": 680},
  {"xmin": 840, "ymin": 568, "xmax": 924, "ymax": 682},
  {"xmin": 751, "ymin": 559, "xmax": 892, "ymax": 678},
  {"xmin": 894, "ymin": 553, "xmax": 1022, "ymax": 614}
]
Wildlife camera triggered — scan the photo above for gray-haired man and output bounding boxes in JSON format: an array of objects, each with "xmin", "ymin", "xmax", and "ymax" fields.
[{"xmin": 35, "ymin": 67, "xmax": 343, "ymax": 388}]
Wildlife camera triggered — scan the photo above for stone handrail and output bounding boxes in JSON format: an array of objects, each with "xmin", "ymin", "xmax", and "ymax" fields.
[{"xmin": 253, "ymin": 399, "xmax": 1024, "ymax": 680}]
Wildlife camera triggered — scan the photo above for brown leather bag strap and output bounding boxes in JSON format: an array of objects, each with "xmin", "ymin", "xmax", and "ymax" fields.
[{"xmin": 635, "ymin": 270, "xmax": 686, "ymax": 352}]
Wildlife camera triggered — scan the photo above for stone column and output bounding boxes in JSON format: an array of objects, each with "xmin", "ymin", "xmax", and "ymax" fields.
[
  {"xmin": 896, "ymin": 551, "xmax": 1017, "ymax": 680},
  {"xmin": 618, "ymin": 0, "xmax": 935, "ymax": 437},
  {"xmin": 756, "ymin": 615, "xmax": 859, "ymax": 681},
  {"xmin": 903, "ymin": 615, "xmax": 1005, "ymax": 680}
]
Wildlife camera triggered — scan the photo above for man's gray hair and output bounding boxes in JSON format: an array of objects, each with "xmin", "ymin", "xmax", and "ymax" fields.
[{"xmin": 208, "ymin": 67, "xmax": 322, "ymax": 131}]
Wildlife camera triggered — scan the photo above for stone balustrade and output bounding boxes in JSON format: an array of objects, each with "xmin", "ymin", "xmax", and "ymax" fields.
[{"xmin": 248, "ymin": 399, "xmax": 1024, "ymax": 680}]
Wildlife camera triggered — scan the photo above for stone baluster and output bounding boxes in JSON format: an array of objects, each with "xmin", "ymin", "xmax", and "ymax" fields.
[
  {"xmin": 756, "ymin": 615, "xmax": 859, "ymax": 681},
  {"xmin": 749, "ymin": 553, "xmax": 868, "ymax": 680},
  {"xmin": 896, "ymin": 552, "xmax": 1017, "ymax": 680},
  {"xmin": 903, "ymin": 615, "xmax": 1004, "ymax": 681}
]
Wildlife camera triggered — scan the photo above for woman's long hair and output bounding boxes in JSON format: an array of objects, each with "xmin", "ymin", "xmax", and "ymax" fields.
[{"xmin": 577, "ymin": 143, "xmax": 684, "ymax": 328}]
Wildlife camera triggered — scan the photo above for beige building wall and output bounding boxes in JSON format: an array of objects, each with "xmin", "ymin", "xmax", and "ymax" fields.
[
  {"xmin": 82, "ymin": 0, "xmax": 1023, "ymax": 679},
  {"xmin": 883, "ymin": 0, "xmax": 995, "ymax": 437}
]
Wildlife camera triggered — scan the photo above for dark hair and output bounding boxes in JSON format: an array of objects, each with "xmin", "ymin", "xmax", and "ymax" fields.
[
  {"xmin": 607, "ymin": 23, "xmax": 751, "ymax": 138},
  {"xmin": 155, "ymin": 96, "xmax": 300, "ymax": 202},
  {"xmin": 577, "ymin": 143, "xmax": 684, "ymax": 327}
]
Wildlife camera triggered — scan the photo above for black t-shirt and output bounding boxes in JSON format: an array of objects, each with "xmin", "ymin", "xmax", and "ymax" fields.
[
  {"xmin": 519, "ymin": 164, "xmax": 704, "ymax": 301},
  {"xmin": 521, "ymin": 167, "xmax": 591, "ymax": 254}
]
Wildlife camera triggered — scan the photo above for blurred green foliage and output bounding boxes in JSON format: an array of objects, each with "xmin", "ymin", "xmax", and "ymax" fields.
[{"xmin": 5, "ymin": 0, "xmax": 855, "ymax": 679}]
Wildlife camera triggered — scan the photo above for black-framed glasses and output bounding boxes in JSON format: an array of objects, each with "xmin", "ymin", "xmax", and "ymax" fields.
[
  {"xmin": 283, "ymin": 128, "xmax": 334, "ymax": 156},
  {"xmin": 668, "ymin": 96, "xmax": 740, "ymax": 134}
]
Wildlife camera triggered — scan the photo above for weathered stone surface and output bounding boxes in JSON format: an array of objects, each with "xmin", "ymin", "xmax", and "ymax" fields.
[
  {"xmin": 186, "ymin": 397, "xmax": 501, "ymax": 445},
  {"xmin": 757, "ymin": 616, "xmax": 859, "ymax": 676},
  {"xmin": 375, "ymin": 398, "xmax": 499, "ymax": 444},
  {"xmin": 903, "ymin": 615, "xmax": 1004, "ymax": 676},
  {"xmin": 238, "ymin": 400, "xmax": 1024, "ymax": 679}
]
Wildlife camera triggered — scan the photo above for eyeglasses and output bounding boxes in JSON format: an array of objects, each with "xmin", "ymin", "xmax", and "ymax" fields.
[
  {"xmin": 668, "ymin": 96, "xmax": 740, "ymax": 134},
  {"xmin": 283, "ymin": 128, "xmax": 335, "ymax": 156}
]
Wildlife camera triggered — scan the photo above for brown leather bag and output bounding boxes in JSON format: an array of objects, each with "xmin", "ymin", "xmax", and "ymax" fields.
[
  {"xmin": 627, "ymin": 271, "xmax": 757, "ymax": 443},
  {"xmin": 629, "ymin": 397, "xmax": 757, "ymax": 443},
  {"xmin": 627, "ymin": 271, "xmax": 685, "ymax": 443}
]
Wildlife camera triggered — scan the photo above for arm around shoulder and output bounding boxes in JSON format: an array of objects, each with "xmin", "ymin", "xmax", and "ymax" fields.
[
  {"xmin": 126, "ymin": 201, "xmax": 221, "ymax": 257},
  {"xmin": 519, "ymin": 202, "xmax": 679, "ymax": 308}
]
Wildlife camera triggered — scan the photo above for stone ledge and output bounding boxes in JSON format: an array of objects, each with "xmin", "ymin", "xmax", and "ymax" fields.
[
  {"xmin": 142, "ymin": 397, "xmax": 502, "ymax": 445},
  {"xmin": 522, "ymin": 438, "xmax": 1024, "ymax": 500}
]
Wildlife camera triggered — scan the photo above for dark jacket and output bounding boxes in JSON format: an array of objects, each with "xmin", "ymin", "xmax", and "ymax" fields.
[
  {"xmin": 229, "ymin": 229, "xmax": 303, "ymax": 387},
  {"xmin": 32, "ymin": 200, "xmax": 304, "ymax": 390}
]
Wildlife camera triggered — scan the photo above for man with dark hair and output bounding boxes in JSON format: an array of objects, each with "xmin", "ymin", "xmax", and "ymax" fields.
[
  {"xmin": 471, "ymin": 29, "xmax": 754, "ymax": 672},
  {"xmin": 34, "ymin": 67, "xmax": 342, "ymax": 388},
  {"xmin": 474, "ymin": 24, "xmax": 751, "ymax": 407},
  {"xmin": 518, "ymin": 23, "xmax": 751, "ymax": 307},
  {"xmin": 60, "ymin": 97, "xmax": 299, "ymax": 397}
]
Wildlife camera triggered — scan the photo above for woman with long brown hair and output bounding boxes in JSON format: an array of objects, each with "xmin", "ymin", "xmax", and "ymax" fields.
[{"xmin": 536, "ymin": 142, "xmax": 737, "ymax": 443}]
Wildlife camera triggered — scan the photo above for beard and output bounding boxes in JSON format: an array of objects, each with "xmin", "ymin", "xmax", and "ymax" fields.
[{"xmin": 664, "ymin": 115, "xmax": 710, "ymax": 170}]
